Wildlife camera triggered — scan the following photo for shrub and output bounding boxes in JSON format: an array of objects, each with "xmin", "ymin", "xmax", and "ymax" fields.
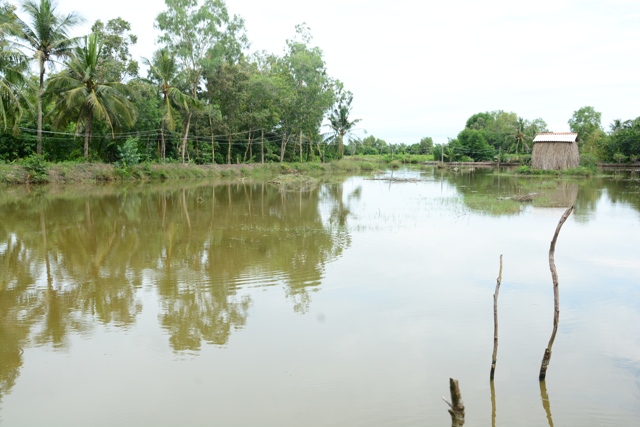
[
  {"xmin": 580, "ymin": 153, "xmax": 599, "ymax": 168},
  {"xmin": 613, "ymin": 152, "xmax": 628, "ymax": 164},
  {"xmin": 518, "ymin": 154, "xmax": 532, "ymax": 166},
  {"xmin": 116, "ymin": 138, "xmax": 141, "ymax": 167},
  {"xmin": 19, "ymin": 154, "xmax": 49, "ymax": 183}
]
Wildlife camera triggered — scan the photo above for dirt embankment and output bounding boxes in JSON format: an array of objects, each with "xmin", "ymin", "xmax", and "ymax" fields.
[{"xmin": 0, "ymin": 162, "xmax": 265, "ymax": 185}]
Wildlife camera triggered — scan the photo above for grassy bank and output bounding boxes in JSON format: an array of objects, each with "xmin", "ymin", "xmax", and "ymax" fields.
[{"xmin": 0, "ymin": 157, "xmax": 385, "ymax": 185}]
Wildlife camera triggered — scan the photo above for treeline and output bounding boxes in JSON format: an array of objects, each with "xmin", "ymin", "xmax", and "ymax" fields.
[
  {"xmin": 431, "ymin": 106, "xmax": 640, "ymax": 164},
  {"xmin": 0, "ymin": 0, "xmax": 363, "ymax": 164}
]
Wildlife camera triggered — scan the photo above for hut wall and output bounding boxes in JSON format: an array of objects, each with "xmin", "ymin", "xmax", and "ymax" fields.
[{"xmin": 531, "ymin": 142, "xmax": 579, "ymax": 170}]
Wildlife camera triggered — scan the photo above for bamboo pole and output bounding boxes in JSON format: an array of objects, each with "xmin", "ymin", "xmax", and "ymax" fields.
[
  {"xmin": 490, "ymin": 254, "xmax": 503, "ymax": 381},
  {"xmin": 538, "ymin": 206, "xmax": 573, "ymax": 381},
  {"xmin": 442, "ymin": 378, "xmax": 465, "ymax": 427}
]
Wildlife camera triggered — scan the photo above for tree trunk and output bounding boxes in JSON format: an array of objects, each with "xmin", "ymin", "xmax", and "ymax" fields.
[
  {"xmin": 181, "ymin": 112, "xmax": 193, "ymax": 163},
  {"xmin": 244, "ymin": 131, "xmax": 251, "ymax": 163},
  {"xmin": 338, "ymin": 131, "xmax": 345, "ymax": 159},
  {"xmin": 227, "ymin": 133, "xmax": 232, "ymax": 164},
  {"xmin": 37, "ymin": 63, "xmax": 44, "ymax": 155},
  {"xmin": 209, "ymin": 115, "xmax": 215, "ymax": 164},
  {"xmin": 299, "ymin": 130, "xmax": 303, "ymax": 162},
  {"xmin": 160, "ymin": 121, "xmax": 166, "ymax": 162},
  {"xmin": 261, "ymin": 128, "xmax": 264, "ymax": 164},
  {"xmin": 317, "ymin": 138, "xmax": 324, "ymax": 163},
  {"xmin": 539, "ymin": 206, "xmax": 574, "ymax": 381},
  {"xmin": 280, "ymin": 132, "xmax": 288, "ymax": 162},
  {"xmin": 84, "ymin": 111, "xmax": 93, "ymax": 160}
]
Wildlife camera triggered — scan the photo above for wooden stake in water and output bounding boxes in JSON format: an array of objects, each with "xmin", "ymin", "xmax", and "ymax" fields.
[
  {"xmin": 539, "ymin": 206, "xmax": 574, "ymax": 381},
  {"xmin": 490, "ymin": 254, "xmax": 503, "ymax": 381},
  {"xmin": 443, "ymin": 378, "xmax": 465, "ymax": 427}
]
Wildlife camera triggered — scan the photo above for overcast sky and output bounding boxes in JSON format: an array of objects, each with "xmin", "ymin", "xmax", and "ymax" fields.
[{"xmin": 10, "ymin": 0, "xmax": 640, "ymax": 145}]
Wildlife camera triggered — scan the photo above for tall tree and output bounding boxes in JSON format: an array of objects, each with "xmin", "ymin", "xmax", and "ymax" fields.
[
  {"xmin": 506, "ymin": 117, "xmax": 531, "ymax": 154},
  {"xmin": 327, "ymin": 87, "xmax": 360, "ymax": 159},
  {"xmin": 15, "ymin": 0, "xmax": 83, "ymax": 155},
  {"xmin": 204, "ymin": 60, "xmax": 250, "ymax": 164},
  {"xmin": 91, "ymin": 17, "xmax": 139, "ymax": 82},
  {"xmin": 155, "ymin": 0, "xmax": 247, "ymax": 162},
  {"xmin": 280, "ymin": 23, "xmax": 334, "ymax": 161},
  {"xmin": 568, "ymin": 106, "xmax": 602, "ymax": 146},
  {"xmin": 0, "ymin": 1, "xmax": 28, "ymax": 133},
  {"xmin": 143, "ymin": 48, "xmax": 196, "ymax": 161},
  {"xmin": 46, "ymin": 33, "xmax": 138, "ymax": 159}
]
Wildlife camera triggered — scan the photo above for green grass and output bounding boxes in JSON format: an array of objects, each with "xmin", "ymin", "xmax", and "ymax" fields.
[
  {"xmin": 462, "ymin": 193, "xmax": 525, "ymax": 216},
  {"xmin": 515, "ymin": 165, "xmax": 597, "ymax": 177},
  {"xmin": 269, "ymin": 174, "xmax": 319, "ymax": 191},
  {"xmin": 0, "ymin": 158, "xmax": 389, "ymax": 185}
]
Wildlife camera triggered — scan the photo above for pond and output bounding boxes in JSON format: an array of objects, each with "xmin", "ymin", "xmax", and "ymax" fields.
[{"xmin": 0, "ymin": 167, "xmax": 639, "ymax": 427}]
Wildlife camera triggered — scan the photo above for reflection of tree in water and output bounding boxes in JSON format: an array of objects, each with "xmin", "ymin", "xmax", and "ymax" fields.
[
  {"xmin": 440, "ymin": 169, "xmax": 602, "ymax": 218},
  {"xmin": 602, "ymin": 174, "xmax": 640, "ymax": 217},
  {"xmin": 0, "ymin": 230, "xmax": 38, "ymax": 401},
  {"xmin": 0, "ymin": 179, "xmax": 352, "ymax": 358},
  {"xmin": 153, "ymin": 181, "xmax": 352, "ymax": 350}
]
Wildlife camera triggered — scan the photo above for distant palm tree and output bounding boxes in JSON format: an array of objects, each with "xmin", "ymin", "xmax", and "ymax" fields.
[
  {"xmin": 327, "ymin": 90, "xmax": 360, "ymax": 159},
  {"xmin": 15, "ymin": 0, "xmax": 83, "ymax": 154},
  {"xmin": 143, "ymin": 48, "xmax": 197, "ymax": 162},
  {"xmin": 507, "ymin": 117, "xmax": 531, "ymax": 154},
  {"xmin": 46, "ymin": 33, "xmax": 137, "ymax": 159}
]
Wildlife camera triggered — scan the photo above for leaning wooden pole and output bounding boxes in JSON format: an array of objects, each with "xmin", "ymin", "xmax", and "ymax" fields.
[
  {"xmin": 538, "ymin": 206, "xmax": 574, "ymax": 381},
  {"xmin": 443, "ymin": 378, "xmax": 465, "ymax": 427},
  {"xmin": 490, "ymin": 254, "xmax": 503, "ymax": 381}
]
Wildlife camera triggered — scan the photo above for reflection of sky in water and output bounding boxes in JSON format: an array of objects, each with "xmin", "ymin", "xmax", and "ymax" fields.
[{"xmin": 1, "ymin": 171, "xmax": 639, "ymax": 427}]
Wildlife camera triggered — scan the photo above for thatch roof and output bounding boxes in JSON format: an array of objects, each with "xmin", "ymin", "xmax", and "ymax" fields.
[
  {"xmin": 532, "ymin": 133, "xmax": 579, "ymax": 170},
  {"xmin": 533, "ymin": 132, "xmax": 578, "ymax": 143}
]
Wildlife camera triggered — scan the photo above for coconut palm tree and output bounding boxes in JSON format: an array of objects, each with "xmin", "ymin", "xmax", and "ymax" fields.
[
  {"xmin": 0, "ymin": 4, "xmax": 29, "ymax": 132},
  {"xmin": 327, "ymin": 89, "xmax": 360, "ymax": 159},
  {"xmin": 506, "ymin": 117, "xmax": 531, "ymax": 154},
  {"xmin": 15, "ymin": 0, "xmax": 83, "ymax": 154},
  {"xmin": 143, "ymin": 48, "xmax": 197, "ymax": 162},
  {"xmin": 0, "ymin": 47, "xmax": 29, "ymax": 133},
  {"xmin": 46, "ymin": 33, "xmax": 137, "ymax": 159}
]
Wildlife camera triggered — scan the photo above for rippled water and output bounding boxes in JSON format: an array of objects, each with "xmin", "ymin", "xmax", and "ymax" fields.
[{"xmin": 1, "ymin": 167, "xmax": 639, "ymax": 426}]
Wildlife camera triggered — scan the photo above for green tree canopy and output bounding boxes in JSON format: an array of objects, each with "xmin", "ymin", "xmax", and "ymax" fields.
[
  {"xmin": 327, "ymin": 86, "xmax": 360, "ymax": 159},
  {"xmin": 91, "ymin": 17, "xmax": 139, "ymax": 82},
  {"xmin": 144, "ymin": 47, "xmax": 197, "ymax": 161},
  {"xmin": 155, "ymin": 0, "xmax": 248, "ymax": 162},
  {"xmin": 46, "ymin": 33, "xmax": 138, "ymax": 158},
  {"xmin": 15, "ymin": 0, "xmax": 83, "ymax": 154},
  {"xmin": 569, "ymin": 106, "xmax": 602, "ymax": 145},
  {"xmin": 0, "ymin": 1, "xmax": 29, "ymax": 133}
]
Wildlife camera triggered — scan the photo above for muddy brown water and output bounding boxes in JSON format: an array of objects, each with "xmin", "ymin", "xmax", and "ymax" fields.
[{"xmin": 1, "ymin": 167, "xmax": 639, "ymax": 426}]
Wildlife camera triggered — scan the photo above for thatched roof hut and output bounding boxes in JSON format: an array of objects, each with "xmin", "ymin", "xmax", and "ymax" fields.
[{"xmin": 531, "ymin": 132, "xmax": 579, "ymax": 170}]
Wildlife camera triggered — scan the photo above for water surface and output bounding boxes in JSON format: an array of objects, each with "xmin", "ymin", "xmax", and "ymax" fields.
[{"xmin": 1, "ymin": 168, "xmax": 639, "ymax": 426}]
